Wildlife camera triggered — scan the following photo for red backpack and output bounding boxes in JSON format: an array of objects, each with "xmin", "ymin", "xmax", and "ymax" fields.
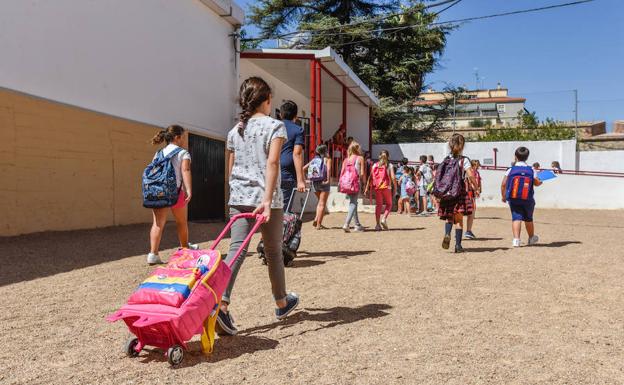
[
  {"xmin": 371, "ymin": 163, "xmax": 390, "ymax": 190},
  {"xmin": 339, "ymin": 156, "xmax": 360, "ymax": 194}
]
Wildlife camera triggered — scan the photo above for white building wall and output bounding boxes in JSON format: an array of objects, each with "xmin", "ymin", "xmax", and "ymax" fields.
[
  {"xmin": 374, "ymin": 140, "xmax": 578, "ymax": 170},
  {"xmin": 347, "ymin": 95, "xmax": 371, "ymax": 152},
  {"xmin": 0, "ymin": 0, "xmax": 241, "ymax": 139},
  {"xmin": 239, "ymin": 60, "xmax": 310, "ymax": 124},
  {"xmin": 477, "ymin": 169, "xmax": 624, "ymax": 210},
  {"xmin": 578, "ymin": 151, "xmax": 624, "ymax": 173}
]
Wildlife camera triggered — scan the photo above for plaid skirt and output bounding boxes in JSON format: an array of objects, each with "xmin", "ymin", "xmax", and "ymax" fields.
[{"xmin": 437, "ymin": 192, "xmax": 474, "ymax": 221}]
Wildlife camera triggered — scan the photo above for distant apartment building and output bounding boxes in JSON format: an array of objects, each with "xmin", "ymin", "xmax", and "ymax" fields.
[{"xmin": 413, "ymin": 85, "xmax": 526, "ymax": 129}]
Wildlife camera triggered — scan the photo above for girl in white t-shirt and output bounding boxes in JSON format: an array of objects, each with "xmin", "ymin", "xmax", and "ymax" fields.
[{"xmin": 147, "ymin": 124, "xmax": 196, "ymax": 265}]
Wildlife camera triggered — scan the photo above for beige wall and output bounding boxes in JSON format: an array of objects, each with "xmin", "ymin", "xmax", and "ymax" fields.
[{"xmin": 0, "ymin": 88, "xmax": 169, "ymax": 236}]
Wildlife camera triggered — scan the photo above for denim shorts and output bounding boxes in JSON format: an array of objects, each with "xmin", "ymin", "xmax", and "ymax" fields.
[
  {"xmin": 509, "ymin": 200, "xmax": 535, "ymax": 222},
  {"xmin": 313, "ymin": 181, "xmax": 331, "ymax": 193}
]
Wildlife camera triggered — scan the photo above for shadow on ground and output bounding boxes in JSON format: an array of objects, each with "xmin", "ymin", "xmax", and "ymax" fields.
[
  {"xmin": 296, "ymin": 250, "xmax": 375, "ymax": 259},
  {"xmin": 241, "ymin": 303, "xmax": 393, "ymax": 338},
  {"xmin": 0, "ymin": 221, "xmax": 224, "ymax": 286},
  {"xmin": 532, "ymin": 241, "xmax": 582, "ymax": 248}
]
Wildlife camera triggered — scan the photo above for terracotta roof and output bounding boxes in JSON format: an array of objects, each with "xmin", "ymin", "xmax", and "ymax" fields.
[{"xmin": 413, "ymin": 97, "xmax": 526, "ymax": 106}]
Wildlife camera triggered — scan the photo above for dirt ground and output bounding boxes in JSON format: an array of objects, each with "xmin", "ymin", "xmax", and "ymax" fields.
[{"xmin": 1, "ymin": 208, "xmax": 623, "ymax": 385}]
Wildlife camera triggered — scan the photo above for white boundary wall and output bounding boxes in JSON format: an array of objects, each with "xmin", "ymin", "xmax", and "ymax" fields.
[
  {"xmin": 374, "ymin": 140, "xmax": 578, "ymax": 170},
  {"xmin": 0, "ymin": 0, "xmax": 242, "ymax": 140},
  {"xmin": 477, "ymin": 169, "xmax": 624, "ymax": 210},
  {"xmin": 578, "ymin": 150, "xmax": 624, "ymax": 173}
]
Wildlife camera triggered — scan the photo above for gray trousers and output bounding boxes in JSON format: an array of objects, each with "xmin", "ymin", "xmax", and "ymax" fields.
[
  {"xmin": 222, "ymin": 206, "xmax": 287, "ymax": 304},
  {"xmin": 344, "ymin": 193, "xmax": 361, "ymax": 227}
]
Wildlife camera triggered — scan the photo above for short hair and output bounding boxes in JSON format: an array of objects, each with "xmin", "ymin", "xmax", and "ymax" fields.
[
  {"xmin": 419, "ymin": 155, "xmax": 427, "ymax": 163},
  {"xmin": 515, "ymin": 146, "xmax": 530, "ymax": 162},
  {"xmin": 532, "ymin": 162, "xmax": 540, "ymax": 168},
  {"xmin": 315, "ymin": 144, "xmax": 328, "ymax": 157},
  {"xmin": 400, "ymin": 157, "xmax": 409, "ymax": 166},
  {"xmin": 280, "ymin": 100, "xmax": 298, "ymax": 121}
]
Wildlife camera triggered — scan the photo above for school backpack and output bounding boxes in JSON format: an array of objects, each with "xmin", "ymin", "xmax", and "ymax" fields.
[
  {"xmin": 371, "ymin": 163, "xmax": 390, "ymax": 190},
  {"xmin": 142, "ymin": 148, "xmax": 182, "ymax": 208},
  {"xmin": 506, "ymin": 166, "xmax": 535, "ymax": 202},
  {"xmin": 405, "ymin": 179, "xmax": 417, "ymax": 196},
  {"xmin": 339, "ymin": 157, "xmax": 360, "ymax": 194},
  {"xmin": 432, "ymin": 156, "xmax": 466, "ymax": 202},
  {"xmin": 307, "ymin": 156, "xmax": 326, "ymax": 182}
]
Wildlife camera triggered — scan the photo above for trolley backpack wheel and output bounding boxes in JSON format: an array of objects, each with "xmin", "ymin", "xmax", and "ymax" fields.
[
  {"xmin": 124, "ymin": 337, "xmax": 140, "ymax": 357},
  {"xmin": 167, "ymin": 345, "xmax": 184, "ymax": 367}
]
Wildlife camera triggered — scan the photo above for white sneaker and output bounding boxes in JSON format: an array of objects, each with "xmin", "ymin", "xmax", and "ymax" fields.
[
  {"xmin": 380, "ymin": 218, "xmax": 388, "ymax": 230},
  {"xmin": 512, "ymin": 239, "xmax": 521, "ymax": 248},
  {"xmin": 342, "ymin": 225, "xmax": 350, "ymax": 233},
  {"xmin": 353, "ymin": 225, "xmax": 365, "ymax": 232},
  {"xmin": 188, "ymin": 243, "xmax": 199, "ymax": 250},
  {"xmin": 528, "ymin": 235, "xmax": 539, "ymax": 245},
  {"xmin": 147, "ymin": 253, "xmax": 163, "ymax": 265}
]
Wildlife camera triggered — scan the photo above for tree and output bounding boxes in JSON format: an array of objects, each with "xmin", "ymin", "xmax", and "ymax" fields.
[{"xmin": 247, "ymin": 1, "xmax": 451, "ymax": 141}]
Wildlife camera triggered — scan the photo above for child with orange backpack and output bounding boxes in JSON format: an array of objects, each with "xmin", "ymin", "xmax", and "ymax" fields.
[{"xmin": 365, "ymin": 150, "xmax": 396, "ymax": 231}]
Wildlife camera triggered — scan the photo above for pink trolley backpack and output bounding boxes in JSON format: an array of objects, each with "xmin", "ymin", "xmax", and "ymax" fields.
[{"xmin": 107, "ymin": 213, "xmax": 264, "ymax": 367}]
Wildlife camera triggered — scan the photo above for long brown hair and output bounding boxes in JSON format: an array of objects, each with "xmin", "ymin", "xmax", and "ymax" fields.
[
  {"xmin": 449, "ymin": 133, "xmax": 465, "ymax": 157},
  {"xmin": 238, "ymin": 77, "xmax": 272, "ymax": 137},
  {"xmin": 378, "ymin": 150, "xmax": 389, "ymax": 167},
  {"xmin": 152, "ymin": 124, "xmax": 184, "ymax": 145}
]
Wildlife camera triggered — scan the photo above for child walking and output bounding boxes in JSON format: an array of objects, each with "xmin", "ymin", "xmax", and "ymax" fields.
[
  {"xmin": 417, "ymin": 155, "xmax": 433, "ymax": 215},
  {"xmin": 218, "ymin": 77, "xmax": 299, "ymax": 336},
  {"xmin": 147, "ymin": 124, "xmax": 198, "ymax": 265},
  {"xmin": 304, "ymin": 144, "xmax": 332, "ymax": 230},
  {"xmin": 465, "ymin": 159, "xmax": 482, "ymax": 239},
  {"xmin": 435, "ymin": 134, "xmax": 477, "ymax": 253},
  {"xmin": 340, "ymin": 141, "xmax": 366, "ymax": 232},
  {"xmin": 501, "ymin": 146, "xmax": 542, "ymax": 247},
  {"xmin": 398, "ymin": 166, "xmax": 413, "ymax": 215},
  {"xmin": 365, "ymin": 150, "xmax": 396, "ymax": 231}
]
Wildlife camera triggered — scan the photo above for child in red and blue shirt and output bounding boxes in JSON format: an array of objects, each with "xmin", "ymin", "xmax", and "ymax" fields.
[{"xmin": 501, "ymin": 147, "xmax": 543, "ymax": 247}]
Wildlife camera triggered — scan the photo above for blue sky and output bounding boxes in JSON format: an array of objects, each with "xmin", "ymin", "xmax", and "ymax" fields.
[{"xmin": 239, "ymin": 0, "xmax": 624, "ymax": 129}]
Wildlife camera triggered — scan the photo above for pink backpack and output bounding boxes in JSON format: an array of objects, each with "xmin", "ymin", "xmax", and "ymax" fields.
[
  {"xmin": 371, "ymin": 163, "xmax": 390, "ymax": 190},
  {"xmin": 339, "ymin": 156, "xmax": 360, "ymax": 194}
]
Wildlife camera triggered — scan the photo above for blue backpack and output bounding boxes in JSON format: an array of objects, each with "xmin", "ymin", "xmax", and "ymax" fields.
[
  {"xmin": 307, "ymin": 156, "xmax": 326, "ymax": 182},
  {"xmin": 506, "ymin": 166, "xmax": 534, "ymax": 202},
  {"xmin": 142, "ymin": 148, "xmax": 183, "ymax": 208}
]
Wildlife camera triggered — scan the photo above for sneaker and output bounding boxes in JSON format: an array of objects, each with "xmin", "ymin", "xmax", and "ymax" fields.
[
  {"xmin": 464, "ymin": 231, "xmax": 476, "ymax": 240},
  {"xmin": 380, "ymin": 218, "xmax": 388, "ymax": 230},
  {"xmin": 455, "ymin": 244, "xmax": 465, "ymax": 253},
  {"xmin": 512, "ymin": 238, "xmax": 521, "ymax": 247},
  {"xmin": 353, "ymin": 225, "xmax": 365, "ymax": 232},
  {"xmin": 275, "ymin": 293, "xmax": 300, "ymax": 320},
  {"xmin": 375, "ymin": 224, "xmax": 382, "ymax": 231},
  {"xmin": 147, "ymin": 253, "xmax": 163, "ymax": 265},
  {"xmin": 442, "ymin": 234, "xmax": 451, "ymax": 250},
  {"xmin": 342, "ymin": 225, "xmax": 350, "ymax": 233},
  {"xmin": 188, "ymin": 243, "xmax": 199, "ymax": 250},
  {"xmin": 312, "ymin": 220, "xmax": 318, "ymax": 227},
  {"xmin": 216, "ymin": 310, "xmax": 238, "ymax": 336},
  {"xmin": 528, "ymin": 235, "xmax": 539, "ymax": 245}
]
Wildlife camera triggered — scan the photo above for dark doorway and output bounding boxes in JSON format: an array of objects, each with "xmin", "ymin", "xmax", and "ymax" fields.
[{"xmin": 188, "ymin": 134, "xmax": 225, "ymax": 221}]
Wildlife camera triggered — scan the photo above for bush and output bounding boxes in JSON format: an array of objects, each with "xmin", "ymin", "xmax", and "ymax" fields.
[
  {"xmin": 473, "ymin": 126, "xmax": 575, "ymax": 142},
  {"xmin": 469, "ymin": 119, "xmax": 486, "ymax": 128}
]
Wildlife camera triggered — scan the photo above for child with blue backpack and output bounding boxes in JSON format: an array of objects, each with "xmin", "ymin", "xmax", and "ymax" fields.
[
  {"xmin": 501, "ymin": 146, "xmax": 543, "ymax": 247},
  {"xmin": 144, "ymin": 124, "xmax": 198, "ymax": 265}
]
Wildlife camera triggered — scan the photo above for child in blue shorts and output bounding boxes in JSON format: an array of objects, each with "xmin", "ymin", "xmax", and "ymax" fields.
[{"xmin": 501, "ymin": 146, "xmax": 543, "ymax": 247}]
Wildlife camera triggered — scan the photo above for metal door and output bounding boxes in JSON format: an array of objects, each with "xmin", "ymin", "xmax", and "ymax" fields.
[{"xmin": 188, "ymin": 134, "xmax": 225, "ymax": 221}]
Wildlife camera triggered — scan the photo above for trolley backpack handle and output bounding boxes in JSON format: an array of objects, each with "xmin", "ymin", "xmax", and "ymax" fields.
[
  {"xmin": 209, "ymin": 213, "xmax": 266, "ymax": 269},
  {"xmin": 285, "ymin": 188, "xmax": 312, "ymax": 220}
]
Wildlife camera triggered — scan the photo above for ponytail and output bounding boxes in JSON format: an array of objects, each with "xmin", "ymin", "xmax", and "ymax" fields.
[
  {"xmin": 152, "ymin": 124, "xmax": 184, "ymax": 145},
  {"xmin": 378, "ymin": 150, "xmax": 389, "ymax": 168},
  {"xmin": 238, "ymin": 77, "xmax": 272, "ymax": 137}
]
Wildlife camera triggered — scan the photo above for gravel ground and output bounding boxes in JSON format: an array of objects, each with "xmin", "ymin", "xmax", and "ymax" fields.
[{"xmin": 0, "ymin": 208, "xmax": 623, "ymax": 385}]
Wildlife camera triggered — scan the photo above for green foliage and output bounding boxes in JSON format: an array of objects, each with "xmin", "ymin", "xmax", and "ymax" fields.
[
  {"xmin": 247, "ymin": 1, "xmax": 452, "ymax": 142},
  {"xmin": 469, "ymin": 119, "xmax": 486, "ymax": 128},
  {"xmin": 474, "ymin": 123, "xmax": 575, "ymax": 142},
  {"xmin": 518, "ymin": 110, "xmax": 539, "ymax": 129},
  {"xmin": 239, "ymin": 28, "xmax": 261, "ymax": 51}
]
